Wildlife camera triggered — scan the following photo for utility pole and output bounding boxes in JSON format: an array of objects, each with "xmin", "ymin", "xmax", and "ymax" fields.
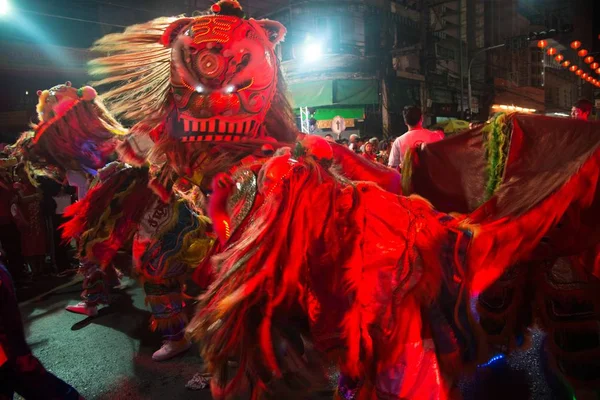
[
  {"xmin": 468, "ymin": 43, "xmax": 505, "ymax": 113},
  {"xmin": 381, "ymin": 1, "xmax": 393, "ymax": 139},
  {"xmin": 420, "ymin": 0, "xmax": 429, "ymax": 124},
  {"xmin": 458, "ymin": 0, "xmax": 465, "ymax": 117},
  {"xmin": 467, "ymin": 27, "xmax": 571, "ymax": 113}
]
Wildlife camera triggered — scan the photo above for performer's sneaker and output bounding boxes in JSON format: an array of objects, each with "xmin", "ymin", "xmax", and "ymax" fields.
[
  {"xmin": 65, "ymin": 302, "xmax": 98, "ymax": 317},
  {"xmin": 152, "ymin": 339, "xmax": 192, "ymax": 362}
]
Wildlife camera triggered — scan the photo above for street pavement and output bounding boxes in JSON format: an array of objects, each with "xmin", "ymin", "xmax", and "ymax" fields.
[
  {"xmin": 18, "ymin": 278, "xmax": 574, "ymax": 400},
  {"xmin": 19, "ymin": 279, "xmax": 212, "ymax": 400}
]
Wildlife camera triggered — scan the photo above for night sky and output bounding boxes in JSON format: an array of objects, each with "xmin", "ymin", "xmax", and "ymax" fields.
[
  {"xmin": 0, "ymin": 0, "xmax": 189, "ymax": 48},
  {"xmin": 2, "ymin": 0, "xmax": 598, "ymax": 50}
]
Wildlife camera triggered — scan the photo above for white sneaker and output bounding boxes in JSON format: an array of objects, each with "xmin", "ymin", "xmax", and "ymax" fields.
[
  {"xmin": 65, "ymin": 302, "xmax": 98, "ymax": 317},
  {"xmin": 152, "ymin": 339, "xmax": 192, "ymax": 362}
]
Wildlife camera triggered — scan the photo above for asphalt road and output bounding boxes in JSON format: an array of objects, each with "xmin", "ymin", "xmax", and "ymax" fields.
[
  {"xmin": 18, "ymin": 278, "xmax": 576, "ymax": 400},
  {"xmin": 19, "ymin": 279, "xmax": 212, "ymax": 400}
]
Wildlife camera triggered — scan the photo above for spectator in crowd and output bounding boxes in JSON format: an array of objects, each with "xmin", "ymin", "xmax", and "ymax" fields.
[
  {"xmin": 52, "ymin": 185, "xmax": 76, "ymax": 272},
  {"xmin": 0, "ymin": 169, "xmax": 25, "ymax": 283},
  {"xmin": 362, "ymin": 140, "xmax": 378, "ymax": 163},
  {"xmin": 0, "ymin": 260, "xmax": 82, "ymax": 399},
  {"xmin": 11, "ymin": 165, "xmax": 48, "ymax": 279},
  {"xmin": 324, "ymin": 134, "xmax": 335, "ymax": 142},
  {"xmin": 368, "ymin": 137, "xmax": 379, "ymax": 149},
  {"xmin": 388, "ymin": 106, "xmax": 444, "ymax": 170},
  {"xmin": 571, "ymin": 98, "xmax": 593, "ymax": 121},
  {"xmin": 357, "ymin": 138, "xmax": 366, "ymax": 153},
  {"xmin": 66, "ymin": 170, "xmax": 91, "ymax": 202},
  {"xmin": 39, "ymin": 177, "xmax": 63, "ymax": 274},
  {"xmin": 377, "ymin": 140, "xmax": 391, "ymax": 165},
  {"xmin": 339, "ymin": 138, "xmax": 349, "ymax": 147},
  {"xmin": 348, "ymin": 134, "xmax": 360, "ymax": 152}
]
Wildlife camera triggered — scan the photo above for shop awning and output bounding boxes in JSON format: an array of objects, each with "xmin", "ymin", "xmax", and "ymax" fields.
[{"xmin": 289, "ymin": 79, "xmax": 379, "ymax": 108}]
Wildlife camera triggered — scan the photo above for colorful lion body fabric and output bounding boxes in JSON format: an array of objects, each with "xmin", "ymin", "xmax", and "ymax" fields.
[
  {"xmin": 61, "ymin": 0, "xmax": 299, "ymax": 361},
  {"xmin": 187, "ymin": 128, "xmax": 600, "ymax": 398},
  {"xmin": 403, "ymin": 113, "xmax": 600, "ymax": 397}
]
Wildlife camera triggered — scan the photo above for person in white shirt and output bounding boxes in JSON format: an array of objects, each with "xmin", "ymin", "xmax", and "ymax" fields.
[
  {"xmin": 65, "ymin": 169, "xmax": 93, "ymax": 201},
  {"xmin": 388, "ymin": 106, "xmax": 444, "ymax": 170}
]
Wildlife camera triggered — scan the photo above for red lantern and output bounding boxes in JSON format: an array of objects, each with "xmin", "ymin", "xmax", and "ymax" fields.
[
  {"xmin": 570, "ymin": 40, "xmax": 582, "ymax": 49},
  {"xmin": 570, "ymin": 65, "xmax": 578, "ymax": 72},
  {"xmin": 537, "ymin": 40, "xmax": 548, "ymax": 49},
  {"xmin": 597, "ymin": 67, "xmax": 600, "ymax": 74},
  {"xmin": 576, "ymin": 69, "xmax": 584, "ymax": 76},
  {"xmin": 547, "ymin": 47, "xmax": 557, "ymax": 55},
  {"xmin": 562, "ymin": 60, "xmax": 571, "ymax": 67},
  {"xmin": 578, "ymin": 49, "xmax": 588, "ymax": 57},
  {"xmin": 591, "ymin": 62, "xmax": 600, "ymax": 70},
  {"xmin": 586, "ymin": 76, "xmax": 593, "ymax": 82},
  {"xmin": 582, "ymin": 72, "xmax": 588, "ymax": 79},
  {"xmin": 554, "ymin": 54, "xmax": 564, "ymax": 62},
  {"xmin": 584, "ymin": 56, "xmax": 594, "ymax": 64}
]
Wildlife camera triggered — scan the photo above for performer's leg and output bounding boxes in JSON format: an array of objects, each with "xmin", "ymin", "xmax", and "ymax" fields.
[
  {"xmin": 373, "ymin": 302, "xmax": 450, "ymax": 400},
  {"xmin": 538, "ymin": 254, "xmax": 600, "ymax": 398},
  {"xmin": 65, "ymin": 263, "xmax": 109, "ymax": 317},
  {"xmin": 335, "ymin": 374, "xmax": 362, "ymax": 400},
  {"xmin": 144, "ymin": 280, "xmax": 191, "ymax": 361}
]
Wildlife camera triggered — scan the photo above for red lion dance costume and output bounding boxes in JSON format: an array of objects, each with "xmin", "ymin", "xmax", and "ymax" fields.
[
  {"xmin": 2, "ymin": 81, "xmax": 124, "ymax": 193},
  {"xmin": 61, "ymin": 0, "xmax": 296, "ymax": 362},
  {"xmin": 402, "ymin": 113, "xmax": 600, "ymax": 399},
  {"xmin": 187, "ymin": 125, "xmax": 600, "ymax": 400},
  {"xmin": 0, "ymin": 81, "xmax": 126, "ymax": 281},
  {"xmin": 62, "ymin": 0, "xmax": 600, "ymax": 397}
]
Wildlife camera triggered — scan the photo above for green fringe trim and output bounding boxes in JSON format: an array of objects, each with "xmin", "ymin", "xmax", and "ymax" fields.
[{"xmin": 483, "ymin": 113, "xmax": 512, "ymax": 200}]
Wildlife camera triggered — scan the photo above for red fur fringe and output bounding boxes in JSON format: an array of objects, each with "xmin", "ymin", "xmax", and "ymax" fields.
[
  {"xmin": 116, "ymin": 139, "xmax": 147, "ymax": 166},
  {"xmin": 62, "ymin": 166, "xmax": 153, "ymax": 267},
  {"xmin": 148, "ymin": 177, "xmax": 172, "ymax": 203}
]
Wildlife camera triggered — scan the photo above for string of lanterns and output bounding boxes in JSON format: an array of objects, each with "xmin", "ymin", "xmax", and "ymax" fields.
[{"xmin": 537, "ymin": 39, "xmax": 600, "ymax": 87}]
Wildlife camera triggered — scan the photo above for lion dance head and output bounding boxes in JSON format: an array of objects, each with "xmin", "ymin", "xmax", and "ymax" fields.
[
  {"xmin": 89, "ymin": 0, "xmax": 298, "ymax": 190},
  {"xmin": 33, "ymin": 81, "xmax": 127, "ymax": 172}
]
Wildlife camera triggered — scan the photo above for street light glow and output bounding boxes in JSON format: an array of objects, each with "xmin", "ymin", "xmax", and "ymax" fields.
[
  {"xmin": 303, "ymin": 43, "xmax": 322, "ymax": 63},
  {"xmin": 0, "ymin": 0, "xmax": 10, "ymax": 16}
]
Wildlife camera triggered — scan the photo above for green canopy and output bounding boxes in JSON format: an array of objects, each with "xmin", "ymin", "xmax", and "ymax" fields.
[
  {"xmin": 288, "ymin": 80, "xmax": 333, "ymax": 108},
  {"xmin": 430, "ymin": 119, "xmax": 470, "ymax": 134},
  {"xmin": 288, "ymin": 79, "xmax": 378, "ymax": 108},
  {"xmin": 313, "ymin": 108, "xmax": 364, "ymax": 120}
]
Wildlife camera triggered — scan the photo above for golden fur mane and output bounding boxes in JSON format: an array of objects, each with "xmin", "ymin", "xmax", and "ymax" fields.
[{"xmin": 89, "ymin": 17, "xmax": 178, "ymax": 128}]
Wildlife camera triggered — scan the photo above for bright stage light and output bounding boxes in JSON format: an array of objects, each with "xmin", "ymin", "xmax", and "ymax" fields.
[
  {"xmin": 303, "ymin": 42, "xmax": 323, "ymax": 63},
  {"xmin": 0, "ymin": 0, "xmax": 10, "ymax": 16}
]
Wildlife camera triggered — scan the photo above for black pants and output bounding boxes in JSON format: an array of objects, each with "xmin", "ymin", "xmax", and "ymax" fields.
[
  {"xmin": 0, "ymin": 264, "xmax": 81, "ymax": 399},
  {"xmin": 0, "ymin": 222, "xmax": 25, "ymax": 280},
  {"xmin": 53, "ymin": 215, "xmax": 74, "ymax": 271}
]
